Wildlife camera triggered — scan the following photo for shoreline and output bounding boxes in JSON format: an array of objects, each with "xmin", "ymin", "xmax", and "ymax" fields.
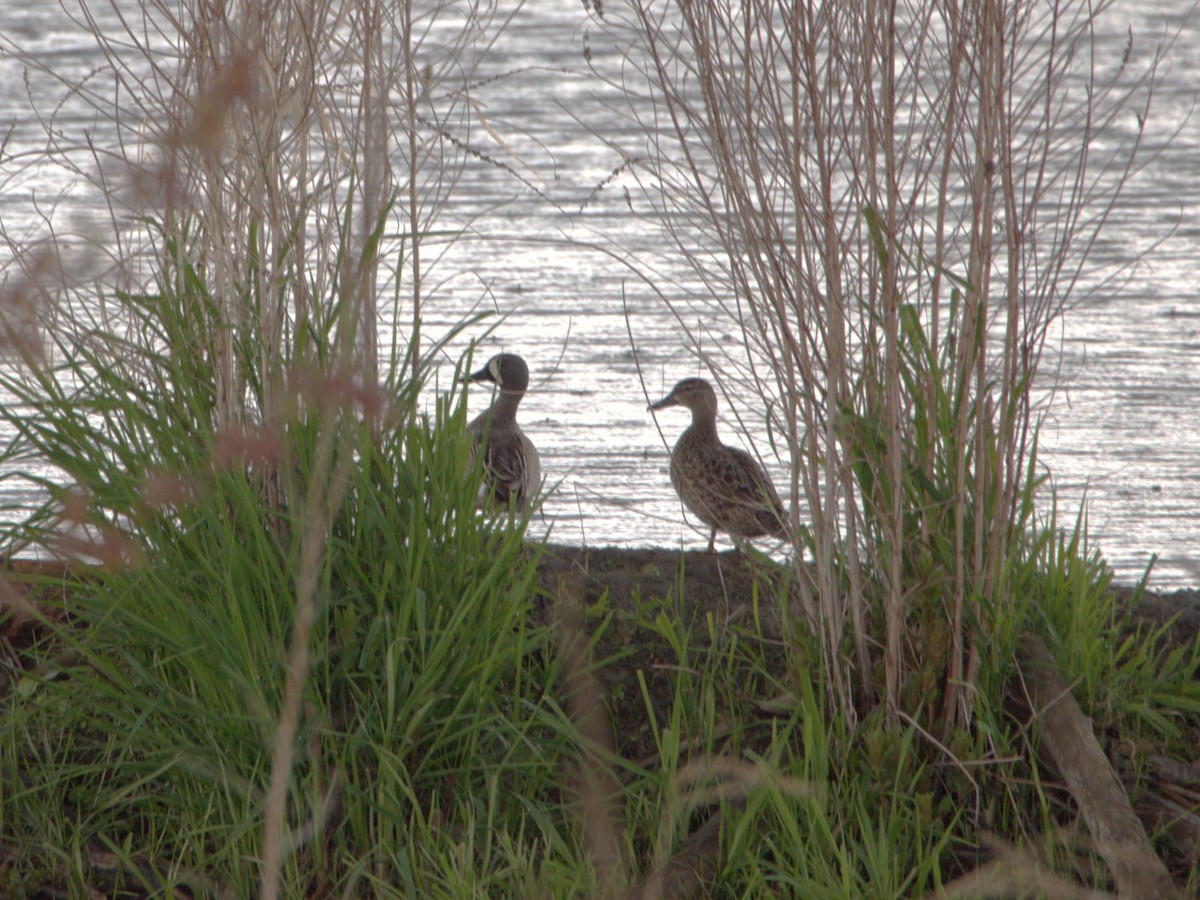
[{"xmin": 6, "ymin": 547, "xmax": 1199, "ymax": 652}]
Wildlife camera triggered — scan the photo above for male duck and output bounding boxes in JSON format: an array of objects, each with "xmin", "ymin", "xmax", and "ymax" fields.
[
  {"xmin": 649, "ymin": 377, "xmax": 786, "ymax": 552},
  {"xmin": 467, "ymin": 353, "xmax": 541, "ymax": 511}
]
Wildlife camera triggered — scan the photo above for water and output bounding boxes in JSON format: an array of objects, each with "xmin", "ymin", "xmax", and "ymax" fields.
[{"xmin": 1, "ymin": 1, "xmax": 1197, "ymax": 588}]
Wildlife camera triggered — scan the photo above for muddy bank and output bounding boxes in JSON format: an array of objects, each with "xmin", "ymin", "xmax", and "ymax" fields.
[
  {"xmin": 537, "ymin": 542, "xmax": 1200, "ymax": 639},
  {"xmin": 534, "ymin": 542, "xmax": 1200, "ymax": 766}
]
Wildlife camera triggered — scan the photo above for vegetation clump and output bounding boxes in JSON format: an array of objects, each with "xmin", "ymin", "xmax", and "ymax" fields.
[{"xmin": 1, "ymin": 0, "xmax": 1198, "ymax": 896}]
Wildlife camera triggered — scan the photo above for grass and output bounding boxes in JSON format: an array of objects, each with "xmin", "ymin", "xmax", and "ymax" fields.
[
  {"xmin": 2, "ymin": 0, "xmax": 1198, "ymax": 893},
  {"xmin": 1, "ymin": 213, "xmax": 1198, "ymax": 895},
  {"xmin": 0, "ymin": 218, "xmax": 587, "ymax": 895}
]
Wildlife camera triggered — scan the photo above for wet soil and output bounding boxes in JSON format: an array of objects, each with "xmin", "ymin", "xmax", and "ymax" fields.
[
  {"xmin": 535, "ymin": 543, "xmax": 1200, "ymax": 762},
  {"xmin": 536, "ymin": 543, "xmax": 801, "ymax": 762}
]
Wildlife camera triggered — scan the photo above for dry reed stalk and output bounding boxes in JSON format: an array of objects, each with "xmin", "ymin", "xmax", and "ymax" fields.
[
  {"xmin": 258, "ymin": 389, "xmax": 354, "ymax": 900},
  {"xmin": 400, "ymin": 0, "xmax": 423, "ymax": 392},
  {"xmin": 3, "ymin": 0, "xmax": 504, "ymax": 430},
  {"xmin": 1017, "ymin": 632, "xmax": 1183, "ymax": 898},
  {"xmin": 554, "ymin": 587, "xmax": 629, "ymax": 898}
]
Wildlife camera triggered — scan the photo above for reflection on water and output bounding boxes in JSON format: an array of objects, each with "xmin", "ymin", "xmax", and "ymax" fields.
[{"xmin": 1, "ymin": 1, "xmax": 1196, "ymax": 587}]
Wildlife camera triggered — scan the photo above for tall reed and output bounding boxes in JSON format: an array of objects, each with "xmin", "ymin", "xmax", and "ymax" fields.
[
  {"xmin": 594, "ymin": 0, "xmax": 1161, "ymax": 721},
  {"xmin": 0, "ymin": 0, "xmax": 512, "ymax": 427},
  {"xmin": 1, "ymin": 0, "xmax": 541, "ymax": 894}
]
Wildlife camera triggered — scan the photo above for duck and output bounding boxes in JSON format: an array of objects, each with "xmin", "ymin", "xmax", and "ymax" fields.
[
  {"xmin": 466, "ymin": 352, "xmax": 541, "ymax": 511},
  {"xmin": 649, "ymin": 377, "xmax": 786, "ymax": 552}
]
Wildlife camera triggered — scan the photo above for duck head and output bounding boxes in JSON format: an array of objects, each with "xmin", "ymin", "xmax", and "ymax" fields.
[
  {"xmin": 648, "ymin": 377, "xmax": 718, "ymax": 417},
  {"xmin": 468, "ymin": 353, "xmax": 531, "ymax": 396}
]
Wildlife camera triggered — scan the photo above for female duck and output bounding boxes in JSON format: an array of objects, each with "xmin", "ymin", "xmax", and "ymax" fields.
[
  {"xmin": 467, "ymin": 353, "xmax": 541, "ymax": 511},
  {"xmin": 649, "ymin": 377, "xmax": 786, "ymax": 551}
]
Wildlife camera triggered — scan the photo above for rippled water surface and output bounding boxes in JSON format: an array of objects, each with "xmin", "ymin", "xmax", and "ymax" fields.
[{"xmin": 1, "ymin": 1, "xmax": 1197, "ymax": 587}]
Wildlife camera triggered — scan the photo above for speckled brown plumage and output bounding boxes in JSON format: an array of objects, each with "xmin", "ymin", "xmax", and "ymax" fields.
[
  {"xmin": 650, "ymin": 377, "xmax": 786, "ymax": 552},
  {"xmin": 467, "ymin": 353, "xmax": 541, "ymax": 512}
]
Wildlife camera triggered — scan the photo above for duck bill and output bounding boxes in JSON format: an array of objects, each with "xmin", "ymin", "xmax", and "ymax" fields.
[
  {"xmin": 466, "ymin": 364, "xmax": 493, "ymax": 385},
  {"xmin": 648, "ymin": 395, "xmax": 677, "ymax": 412}
]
